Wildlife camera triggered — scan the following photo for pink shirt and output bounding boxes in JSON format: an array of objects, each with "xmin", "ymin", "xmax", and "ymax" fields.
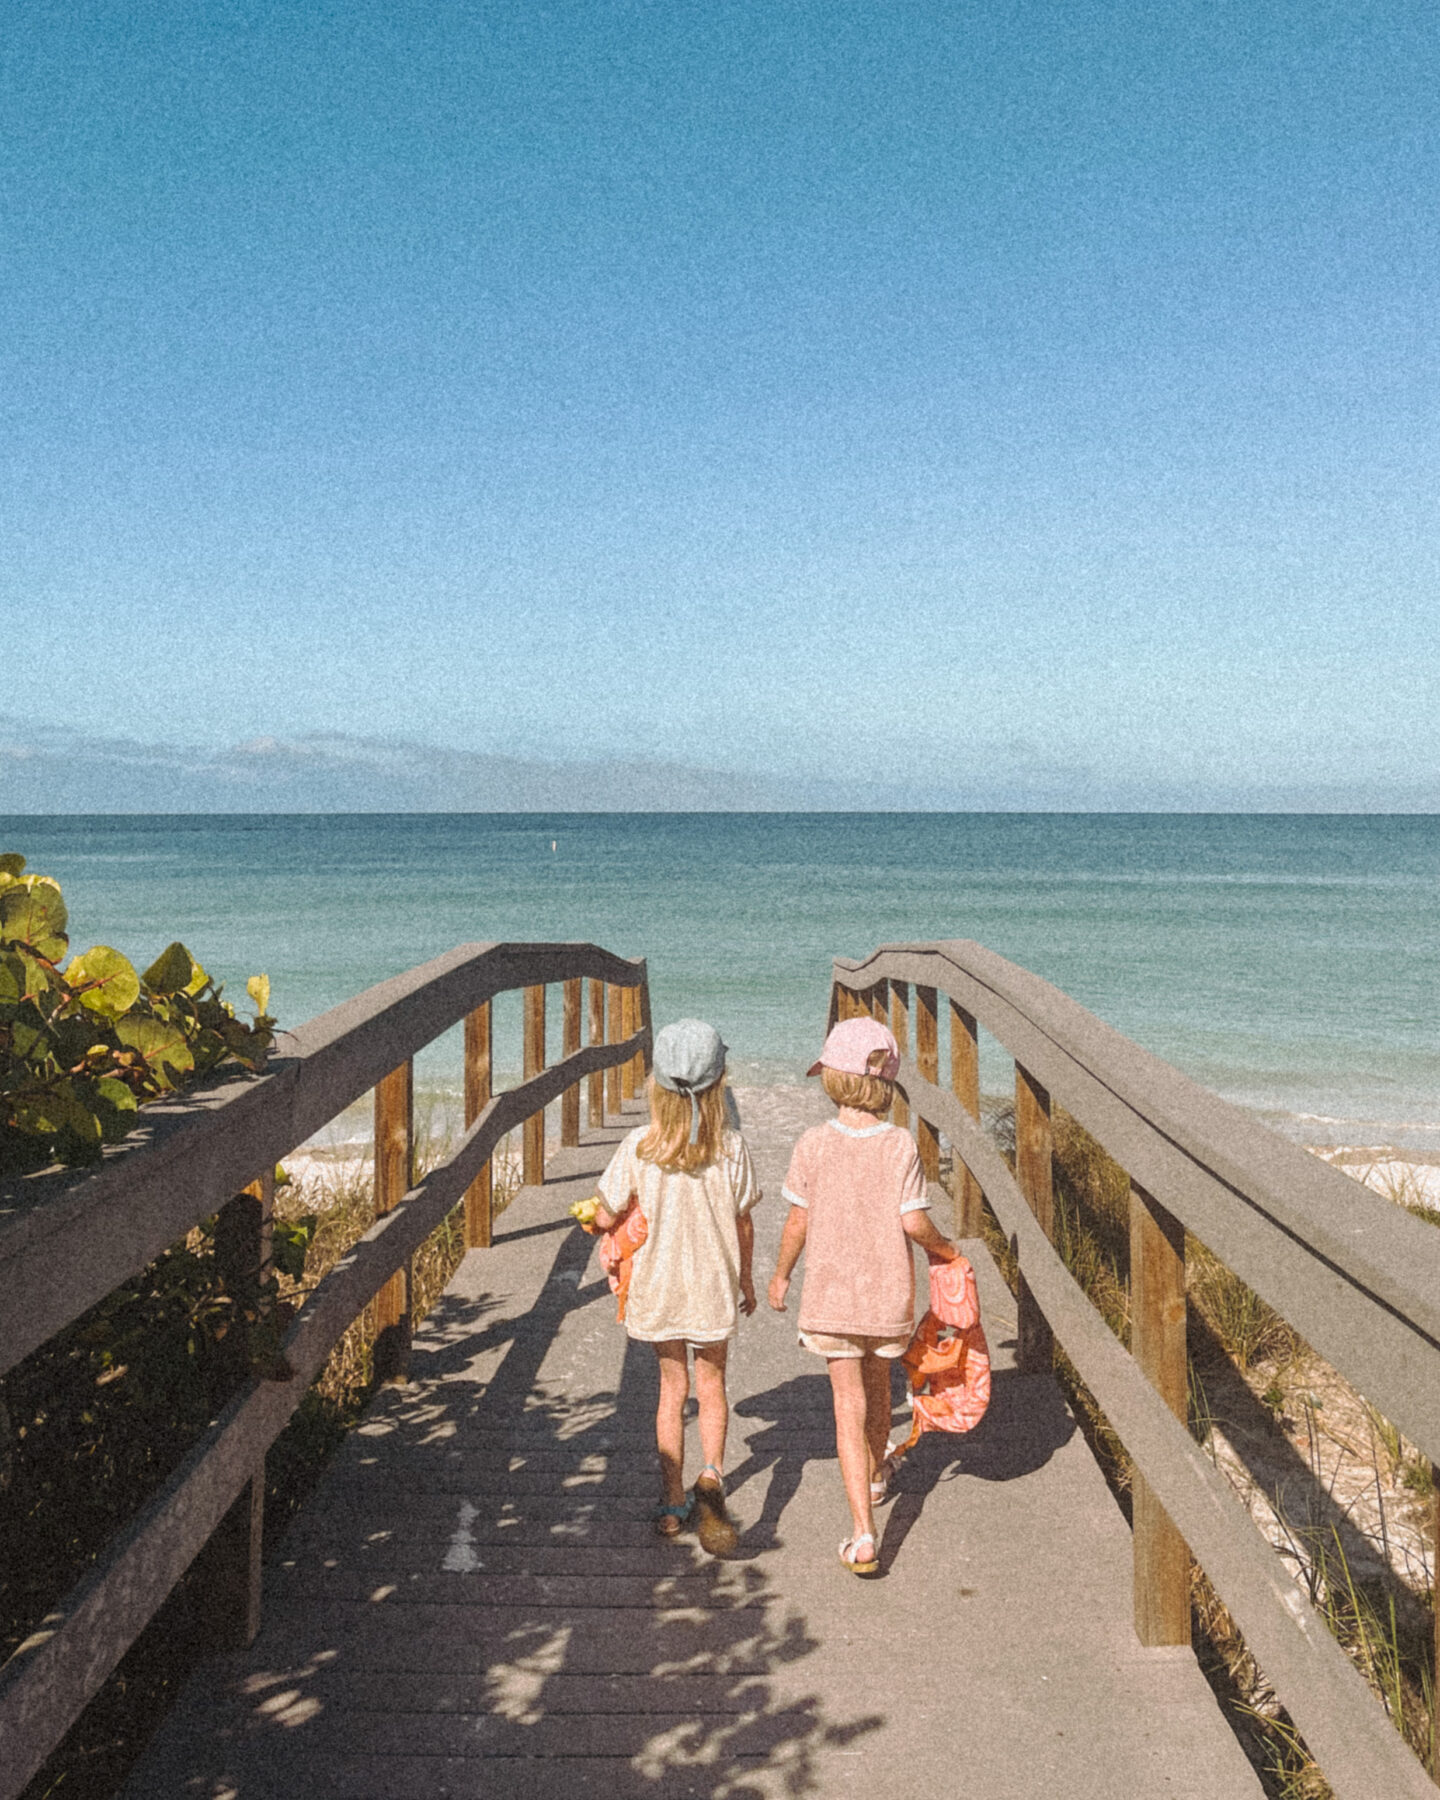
[{"xmin": 782, "ymin": 1120, "xmax": 929, "ymax": 1339}]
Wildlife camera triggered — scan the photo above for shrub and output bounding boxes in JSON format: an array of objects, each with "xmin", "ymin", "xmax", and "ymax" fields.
[{"xmin": 0, "ymin": 855, "xmax": 274, "ymax": 1175}]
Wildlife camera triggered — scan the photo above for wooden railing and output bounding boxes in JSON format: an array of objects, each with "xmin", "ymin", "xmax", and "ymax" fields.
[
  {"xmin": 0, "ymin": 941, "xmax": 651, "ymax": 1800},
  {"xmin": 833, "ymin": 942, "xmax": 1440, "ymax": 1800}
]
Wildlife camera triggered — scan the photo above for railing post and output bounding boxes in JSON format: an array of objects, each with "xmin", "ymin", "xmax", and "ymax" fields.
[
  {"xmin": 1130, "ymin": 1180, "xmax": 1192, "ymax": 1646},
  {"xmin": 915, "ymin": 984, "xmax": 940, "ymax": 1181},
  {"xmin": 523, "ymin": 984, "xmax": 546, "ymax": 1186},
  {"xmin": 606, "ymin": 982, "xmax": 623, "ymax": 1115},
  {"xmin": 949, "ymin": 999, "xmax": 984, "ymax": 1236},
  {"xmin": 889, "ymin": 979, "xmax": 910, "ymax": 1130},
  {"xmin": 1014, "ymin": 1063, "xmax": 1055, "ymax": 1374},
  {"xmin": 196, "ymin": 1165, "xmax": 273, "ymax": 1649},
  {"xmin": 588, "ymin": 978, "xmax": 605, "ymax": 1128},
  {"xmin": 373, "ymin": 1062, "xmax": 413, "ymax": 1382},
  {"xmin": 1434, "ymin": 1473, "xmax": 1440, "ymax": 1775},
  {"xmin": 868, "ymin": 978, "xmax": 888, "ymax": 1025},
  {"xmin": 621, "ymin": 983, "xmax": 639, "ymax": 1102},
  {"xmin": 637, "ymin": 963, "xmax": 653, "ymax": 1078},
  {"xmin": 463, "ymin": 1001, "xmax": 492, "ymax": 1248},
  {"xmin": 561, "ymin": 977, "xmax": 582, "ymax": 1147}
]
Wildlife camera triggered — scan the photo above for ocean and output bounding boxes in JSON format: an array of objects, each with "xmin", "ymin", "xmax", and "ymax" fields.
[{"xmin": 4, "ymin": 813, "xmax": 1438, "ymax": 1151}]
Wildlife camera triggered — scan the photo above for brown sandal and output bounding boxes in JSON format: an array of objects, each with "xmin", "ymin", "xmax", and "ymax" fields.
[
  {"xmin": 692, "ymin": 1467, "xmax": 738, "ymax": 1558},
  {"xmin": 653, "ymin": 1495, "xmax": 693, "ymax": 1538}
]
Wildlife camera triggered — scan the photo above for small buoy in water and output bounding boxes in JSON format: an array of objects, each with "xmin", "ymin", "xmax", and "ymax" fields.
[{"xmin": 552, "ymin": 840, "xmax": 557, "ymax": 852}]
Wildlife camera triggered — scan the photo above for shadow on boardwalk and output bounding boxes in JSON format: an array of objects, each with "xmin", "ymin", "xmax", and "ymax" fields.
[
  {"xmin": 133, "ymin": 1215, "xmax": 887, "ymax": 1798},
  {"xmin": 125, "ymin": 1123, "xmax": 1264, "ymax": 1799},
  {"xmin": 728, "ymin": 1355, "xmax": 1075, "ymax": 1572}
]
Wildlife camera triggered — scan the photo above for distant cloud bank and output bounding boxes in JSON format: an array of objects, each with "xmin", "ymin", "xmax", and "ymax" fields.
[{"xmin": 0, "ymin": 720, "xmax": 1433, "ymax": 813}]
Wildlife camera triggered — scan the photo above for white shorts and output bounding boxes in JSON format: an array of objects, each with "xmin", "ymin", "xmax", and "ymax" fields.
[{"xmin": 798, "ymin": 1330, "xmax": 909, "ymax": 1360}]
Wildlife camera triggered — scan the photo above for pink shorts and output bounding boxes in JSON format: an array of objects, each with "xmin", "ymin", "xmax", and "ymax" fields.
[{"xmin": 798, "ymin": 1330, "xmax": 909, "ymax": 1360}]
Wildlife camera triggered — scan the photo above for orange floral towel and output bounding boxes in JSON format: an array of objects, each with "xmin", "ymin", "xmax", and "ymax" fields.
[
  {"xmin": 573, "ymin": 1195, "xmax": 649, "ymax": 1321},
  {"xmin": 892, "ymin": 1256, "xmax": 991, "ymax": 1457}
]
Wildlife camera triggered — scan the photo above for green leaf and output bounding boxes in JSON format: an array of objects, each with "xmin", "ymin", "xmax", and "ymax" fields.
[
  {"xmin": 13, "ymin": 1083, "xmax": 97, "ymax": 1142},
  {"xmin": 68, "ymin": 946, "xmax": 141, "ymax": 1019},
  {"xmin": 142, "ymin": 941, "xmax": 196, "ymax": 995},
  {"xmin": 246, "ymin": 973, "xmax": 271, "ymax": 1018},
  {"xmin": 0, "ymin": 853, "xmax": 25, "ymax": 877},
  {"xmin": 0, "ymin": 879, "xmax": 68, "ymax": 960},
  {"xmin": 271, "ymin": 1214, "xmax": 316, "ymax": 1282},
  {"xmin": 10, "ymin": 1014, "xmax": 49, "ymax": 1061},
  {"xmin": 17, "ymin": 951, "xmax": 55, "ymax": 1003},
  {"xmin": 93, "ymin": 1076, "xmax": 139, "ymax": 1142},
  {"xmin": 184, "ymin": 957, "xmax": 210, "ymax": 996},
  {"xmin": 116, "ymin": 1016, "xmax": 195, "ymax": 1086},
  {"xmin": 0, "ymin": 952, "xmax": 24, "ymax": 1007}
]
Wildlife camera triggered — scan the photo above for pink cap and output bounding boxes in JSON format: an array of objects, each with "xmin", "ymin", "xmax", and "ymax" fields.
[{"xmin": 807, "ymin": 1017, "xmax": 901, "ymax": 1080}]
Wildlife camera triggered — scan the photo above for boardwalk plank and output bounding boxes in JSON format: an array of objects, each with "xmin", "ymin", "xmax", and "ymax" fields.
[{"xmin": 123, "ymin": 1100, "xmax": 1264, "ymax": 1800}]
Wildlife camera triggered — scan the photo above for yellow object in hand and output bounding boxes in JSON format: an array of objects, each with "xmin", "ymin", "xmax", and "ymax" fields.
[{"xmin": 569, "ymin": 1196, "xmax": 600, "ymax": 1226}]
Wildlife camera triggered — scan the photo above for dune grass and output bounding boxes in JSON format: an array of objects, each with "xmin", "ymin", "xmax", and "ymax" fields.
[
  {"xmin": 6, "ymin": 1119, "xmax": 523, "ymax": 1800},
  {"xmin": 965, "ymin": 1101, "xmax": 1435, "ymax": 1799}
]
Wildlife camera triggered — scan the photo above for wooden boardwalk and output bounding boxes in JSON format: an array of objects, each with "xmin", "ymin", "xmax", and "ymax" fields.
[{"xmin": 125, "ymin": 1095, "xmax": 1263, "ymax": 1799}]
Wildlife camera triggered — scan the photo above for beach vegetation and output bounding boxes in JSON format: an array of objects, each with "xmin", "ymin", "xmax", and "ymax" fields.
[
  {"xmin": 968, "ymin": 1101, "xmax": 1437, "ymax": 1798},
  {"xmin": 3, "ymin": 1102, "xmax": 522, "ymax": 1800},
  {"xmin": 0, "ymin": 855, "xmax": 275, "ymax": 1175}
]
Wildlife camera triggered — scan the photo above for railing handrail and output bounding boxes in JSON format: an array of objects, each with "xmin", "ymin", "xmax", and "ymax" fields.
[
  {"xmin": 0, "ymin": 940, "xmax": 648, "ymax": 1377},
  {"xmin": 833, "ymin": 941, "xmax": 1440, "ymax": 1800},
  {"xmin": 835, "ymin": 941, "xmax": 1440, "ymax": 1464},
  {"xmin": 0, "ymin": 943, "xmax": 648, "ymax": 1800}
]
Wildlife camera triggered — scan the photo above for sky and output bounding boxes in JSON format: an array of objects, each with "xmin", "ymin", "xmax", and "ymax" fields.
[{"xmin": 4, "ymin": 1, "xmax": 1437, "ymax": 808}]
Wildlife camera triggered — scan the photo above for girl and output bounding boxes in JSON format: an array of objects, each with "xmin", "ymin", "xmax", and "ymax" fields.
[
  {"xmin": 591, "ymin": 1018, "xmax": 760, "ymax": 1555},
  {"xmin": 768, "ymin": 1016, "xmax": 958, "ymax": 1575}
]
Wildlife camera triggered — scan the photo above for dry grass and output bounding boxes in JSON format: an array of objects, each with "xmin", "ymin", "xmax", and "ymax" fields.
[
  {"xmin": 264, "ymin": 1122, "xmax": 523, "ymax": 1530},
  {"xmin": 965, "ymin": 1100, "xmax": 1438, "ymax": 1798},
  {"xmin": 12, "ymin": 1118, "xmax": 525, "ymax": 1800}
]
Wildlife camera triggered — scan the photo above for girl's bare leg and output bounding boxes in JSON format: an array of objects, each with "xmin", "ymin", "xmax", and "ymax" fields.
[
  {"xmin": 654, "ymin": 1341, "xmax": 690, "ymax": 1505},
  {"xmin": 827, "ymin": 1356, "xmax": 876, "ymax": 1544},
  {"xmin": 860, "ymin": 1352, "xmax": 893, "ymax": 1478},
  {"xmin": 693, "ymin": 1340, "xmax": 730, "ymax": 1475}
]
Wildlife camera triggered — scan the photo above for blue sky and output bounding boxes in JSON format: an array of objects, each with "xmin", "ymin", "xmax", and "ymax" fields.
[{"xmin": 5, "ymin": 1, "xmax": 1437, "ymax": 806}]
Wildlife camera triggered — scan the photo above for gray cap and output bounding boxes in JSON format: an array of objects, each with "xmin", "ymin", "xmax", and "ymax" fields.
[{"xmin": 653, "ymin": 1019, "xmax": 727, "ymax": 1142}]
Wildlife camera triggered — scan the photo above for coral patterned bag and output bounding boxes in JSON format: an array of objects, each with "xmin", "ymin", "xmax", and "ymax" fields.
[
  {"xmin": 891, "ymin": 1255, "xmax": 991, "ymax": 1458},
  {"xmin": 573, "ymin": 1194, "xmax": 649, "ymax": 1321}
]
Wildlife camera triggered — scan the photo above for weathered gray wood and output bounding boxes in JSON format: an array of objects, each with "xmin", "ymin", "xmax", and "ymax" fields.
[
  {"xmin": 120, "ymin": 1096, "xmax": 1264, "ymax": 1800},
  {"xmin": 463, "ymin": 1002, "xmax": 492, "ymax": 1249},
  {"xmin": 1130, "ymin": 1181, "xmax": 1191, "ymax": 1647},
  {"xmin": 620, "ymin": 985, "xmax": 639, "ymax": 1102},
  {"xmin": 372, "ymin": 1062, "xmax": 413, "ymax": 1383},
  {"xmin": 1014, "ymin": 1062, "xmax": 1054, "ymax": 1376},
  {"xmin": 948, "ymin": 995, "xmax": 984, "ymax": 1236},
  {"xmin": 587, "ymin": 979, "xmax": 605, "ymax": 1128},
  {"xmin": 889, "ymin": 979, "xmax": 910, "ymax": 1130},
  {"xmin": 605, "ymin": 983, "xmax": 623, "ymax": 1114},
  {"xmin": 636, "ymin": 962, "xmax": 652, "ymax": 1078},
  {"xmin": 0, "ymin": 943, "xmax": 650, "ymax": 1377},
  {"xmin": 898, "ymin": 1062, "xmax": 1438, "ymax": 1800},
  {"xmin": 914, "ymin": 984, "xmax": 939, "ymax": 1181},
  {"xmin": 841, "ymin": 944, "xmax": 1440, "ymax": 1471},
  {"xmin": 522, "ymin": 985, "xmax": 546, "ymax": 1187},
  {"xmin": 195, "ymin": 1167, "xmax": 273, "ymax": 1650},
  {"xmin": 561, "ymin": 978, "xmax": 582, "ymax": 1146},
  {"xmin": 0, "ymin": 1033, "xmax": 647, "ymax": 1800}
]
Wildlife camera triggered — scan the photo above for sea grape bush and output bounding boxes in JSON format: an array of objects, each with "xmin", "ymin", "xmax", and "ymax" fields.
[{"xmin": 0, "ymin": 854, "xmax": 277, "ymax": 1175}]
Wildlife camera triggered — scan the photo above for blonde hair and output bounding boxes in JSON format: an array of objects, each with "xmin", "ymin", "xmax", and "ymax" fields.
[
  {"xmin": 821, "ymin": 1050, "xmax": 895, "ymax": 1116},
  {"xmin": 636, "ymin": 1074, "xmax": 730, "ymax": 1173}
]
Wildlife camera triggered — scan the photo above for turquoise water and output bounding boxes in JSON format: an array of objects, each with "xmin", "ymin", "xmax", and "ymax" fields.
[{"xmin": 4, "ymin": 814, "xmax": 1438, "ymax": 1148}]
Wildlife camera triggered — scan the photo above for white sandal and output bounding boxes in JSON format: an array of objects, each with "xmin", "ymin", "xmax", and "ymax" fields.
[
  {"xmin": 839, "ymin": 1532, "xmax": 880, "ymax": 1576},
  {"xmin": 870, "ymin": 1446, "xmax": 902, "ymax": 1506}
]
